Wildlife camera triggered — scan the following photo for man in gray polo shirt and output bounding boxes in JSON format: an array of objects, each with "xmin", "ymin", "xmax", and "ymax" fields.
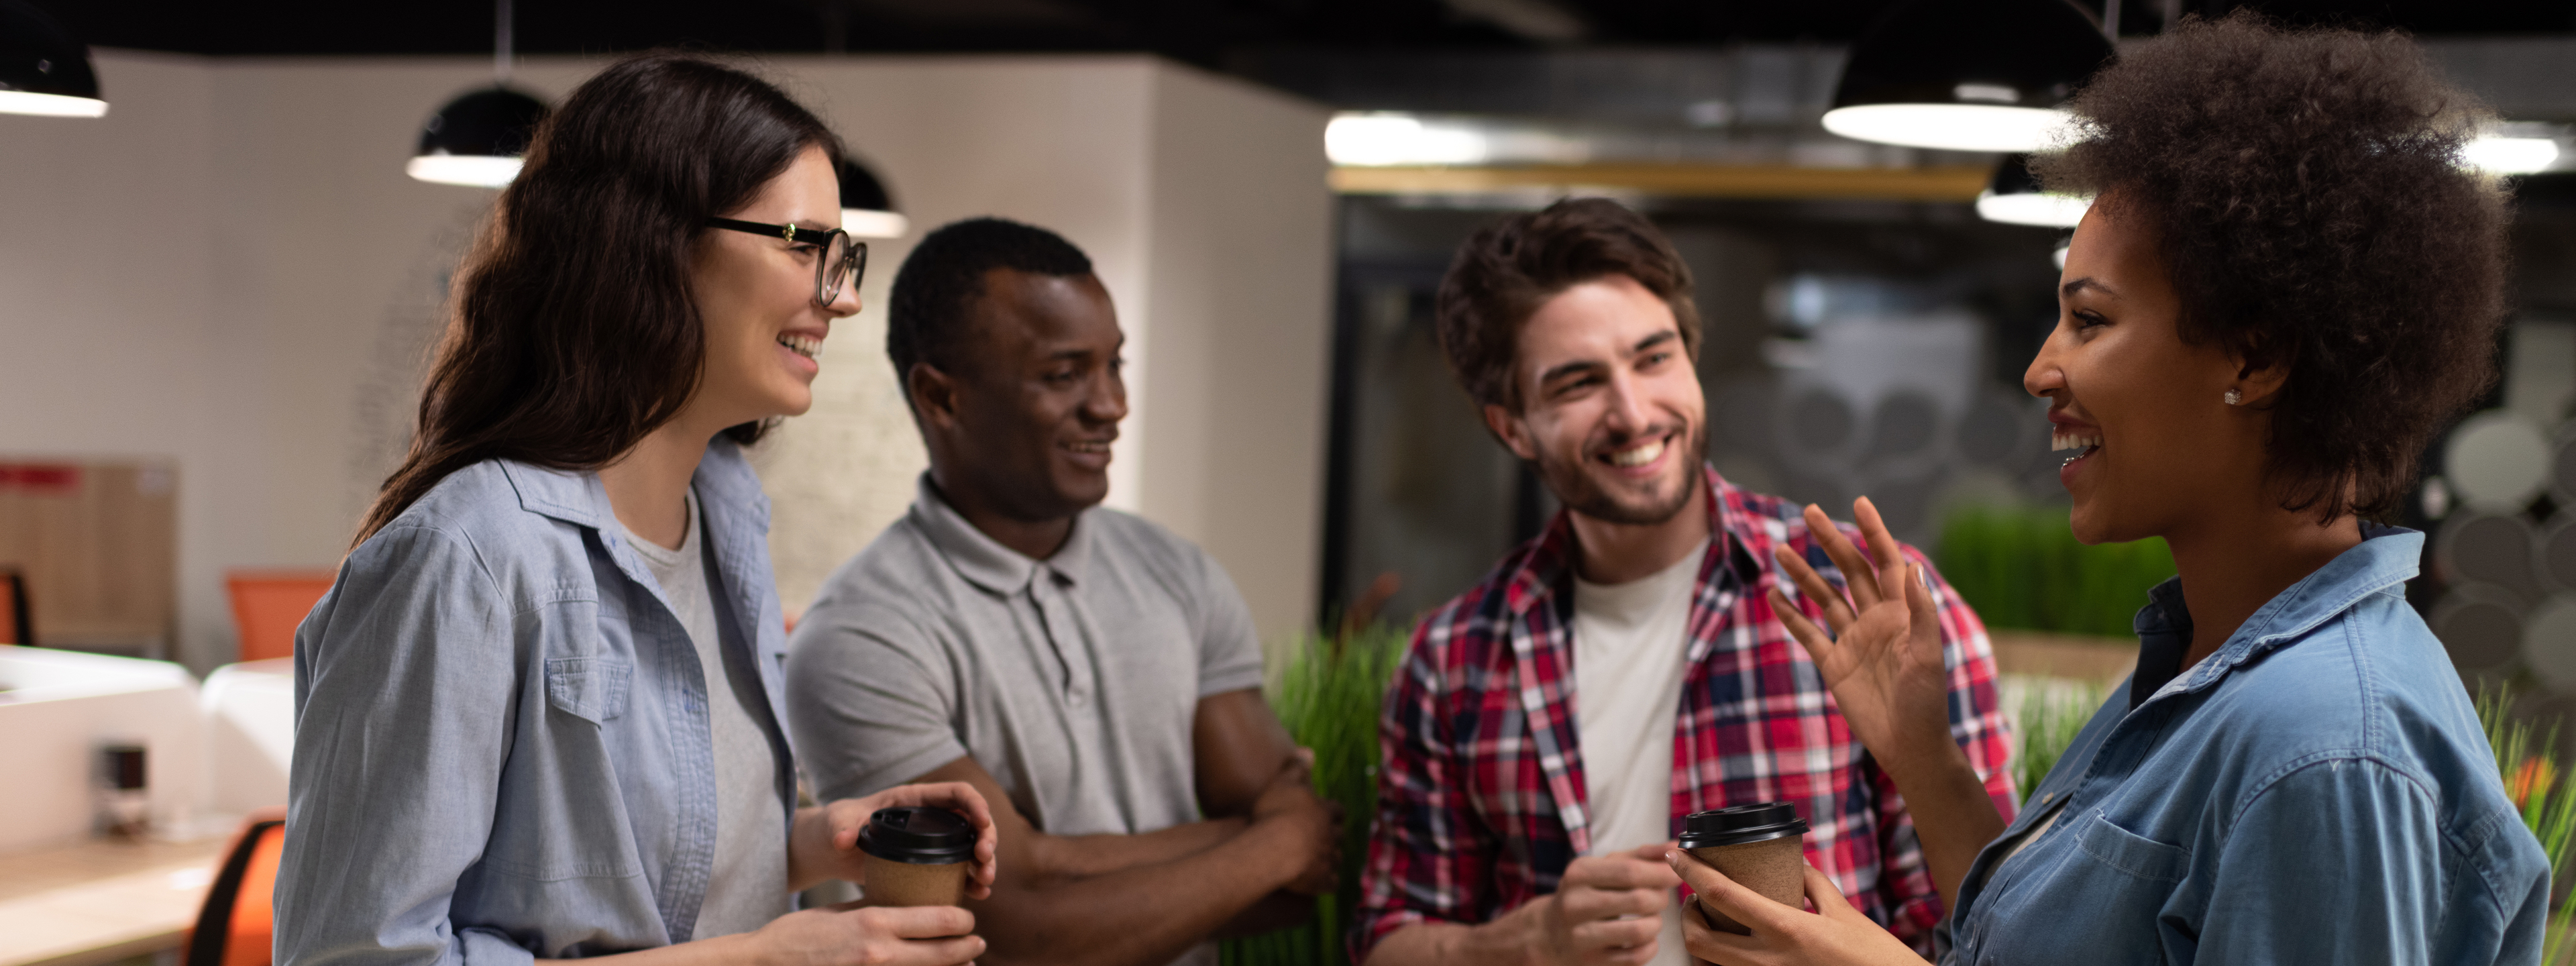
[{"xmin": 785, "ymin": 217, "xmax": 1337, "ymax": 966}]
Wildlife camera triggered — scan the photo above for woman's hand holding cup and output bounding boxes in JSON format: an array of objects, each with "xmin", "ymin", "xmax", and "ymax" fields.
[{"xmin": 820, "ymin": 782, "xmax": 999, "ymax": 900}]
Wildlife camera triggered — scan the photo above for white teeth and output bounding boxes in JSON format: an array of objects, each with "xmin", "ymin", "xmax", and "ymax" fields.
[
  {"xmin": 1607, "ymin": 437, "xmax": 1666, "ymax": 468},
  {"xmin": 777, "ymin": 335, "xmax": 822, "ymax": 360},
  {"xmin": 2050, "ymin": 429, "xmax": 2102, "ymax": 452}
]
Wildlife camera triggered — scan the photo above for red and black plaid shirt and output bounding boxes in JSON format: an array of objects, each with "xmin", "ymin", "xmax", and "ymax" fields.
[{"xmin": 1353, "ymin": 467, "xmax": 2015, "ymax": 959}]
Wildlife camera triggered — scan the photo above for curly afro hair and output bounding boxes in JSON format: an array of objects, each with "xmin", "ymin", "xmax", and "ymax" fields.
[{"xmin": 2032, "ymin": 11, "xmax": 2509, "ymax": 523}]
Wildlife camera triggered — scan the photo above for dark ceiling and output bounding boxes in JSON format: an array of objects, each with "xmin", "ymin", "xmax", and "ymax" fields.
[{"xmin": 36, "ymin": 0, "xmax": 2576, "ymax": 76}]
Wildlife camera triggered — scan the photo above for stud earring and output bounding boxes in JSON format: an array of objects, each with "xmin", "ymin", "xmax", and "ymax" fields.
[{"xmin": 2224, "ymin": 389, "xmax": 2242, "ymax": 406}]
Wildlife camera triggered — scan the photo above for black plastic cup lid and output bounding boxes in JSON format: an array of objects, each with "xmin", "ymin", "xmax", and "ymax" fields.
[
  {"xmin": 1678, "ymin": 802, "xmax": 1809, "ymax": 849},
  {"xmin": 857, "ymin": 806, "xmax": 976, "ymax": 864}
]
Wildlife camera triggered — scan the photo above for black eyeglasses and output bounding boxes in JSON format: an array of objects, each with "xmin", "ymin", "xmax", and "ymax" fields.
[{"xmin": 705, "ymin": 217, "xmax": 868, "ymax": 307}]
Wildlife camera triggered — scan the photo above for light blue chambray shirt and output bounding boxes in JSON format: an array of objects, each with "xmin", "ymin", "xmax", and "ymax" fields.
[
  {"xmin": 1941, "ymin": 525, "xmax": 2551, "ymax": 965},
  {"xmin": 276, "ymin": 439, "xmax": 798, "ymax": 965}
]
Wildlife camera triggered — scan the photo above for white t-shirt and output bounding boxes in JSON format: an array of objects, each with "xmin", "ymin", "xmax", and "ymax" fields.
[
  {"xmin": 1572, "ymin": 540, "xmax": 1706, "ymax": 966},
  {"xmin": 621, "ymin": 490, "xmax": 789, "ymax": 938}
]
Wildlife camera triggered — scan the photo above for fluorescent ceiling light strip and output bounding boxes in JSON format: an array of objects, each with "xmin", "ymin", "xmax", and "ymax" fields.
[
  {"xmin": 0, "ymin": 91, "xmax": 108, "ymax": 117},
  {"xmin": 1976, "ymin": 190, "xmax": 2092, "ymax": 228},
  {"xmin": 1326, "ymin": 113, "xmax": 1489, "ymax": 167},
  {"xmin": 840, "ymin": 209, "xmax": 910, "ymax": 239},
  {"xmin": 2464, "ymin": 136, "xmax": 2560, "ymax": 175},
  {"xmin": 1822, "ymin": 103, "xmax": 2071, "ymax": 153},
  {"xmin": 407, "ymin": 154, "xmax": 524, "ymax": 188}
]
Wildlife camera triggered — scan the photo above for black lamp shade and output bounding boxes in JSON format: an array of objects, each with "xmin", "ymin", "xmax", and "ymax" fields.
[
  {"xmin": 418, "ymin": 86, "xmax": 548, "ymax": 158},
  {"xmin": 1824, "ymin": 0, "xmax": 2113, "ymax": 152},
  {"xmin": 0, "ymin": 0, "xmax": 105, "ymax": 117},
  {"xmin": 837, "ymin": 156, "xmax": 909, "ymax": 239},
  {"xmin": 408, "ymin": 86, "xmax": 549, "ymax": 186},
  {"xmin": 1835, "ymin": 0, "xmax": 2113, "ymax": 111}
]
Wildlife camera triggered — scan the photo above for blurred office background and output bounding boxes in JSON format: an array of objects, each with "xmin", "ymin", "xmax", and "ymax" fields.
[{"xmin": 1, "ymin": 1, "xmax": 2573, "ymax": 961}]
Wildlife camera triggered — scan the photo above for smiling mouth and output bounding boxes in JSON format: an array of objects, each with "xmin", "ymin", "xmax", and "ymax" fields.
[
  {"xmin": 2052, "ymin": 428, "xmax": 2102, "ymax": 466},
  {"xmin": 1599, "ymin": 433, "xmax": 1669, "ymax": 469},
  {"xmin": 1062, "ymin": 439, "xmax": 1112, "ymax": 456},
  {"xmin": 778, "ymin": 334, "xmax": 822, "ymax": 360}
]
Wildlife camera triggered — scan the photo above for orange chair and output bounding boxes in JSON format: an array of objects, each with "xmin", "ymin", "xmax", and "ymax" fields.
[
  {"xmin": 224, "ymin": 571, "xmax": 335, "ymax": 663},
  {"xmin": 0, "ymin": 567, "xmax": 29, "ymax": 645},
  {"xmin": 186, "ymin": 806, "xmax": 287, "ymax": 966}
]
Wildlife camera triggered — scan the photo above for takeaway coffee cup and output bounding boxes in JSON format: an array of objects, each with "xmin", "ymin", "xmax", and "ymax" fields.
[
  {"xmin": 857, "ymin": 806, "xmax": 976, "ymax": 908},
  {"xmin": 1678, "ymin": 802, "xmax": 1810, "ymax": 934}
]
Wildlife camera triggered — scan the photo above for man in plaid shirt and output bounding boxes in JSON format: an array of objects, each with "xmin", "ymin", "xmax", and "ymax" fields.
[{"xmin": 1354, "ymin": 199, "xmax": 2013, "ymax": 966}]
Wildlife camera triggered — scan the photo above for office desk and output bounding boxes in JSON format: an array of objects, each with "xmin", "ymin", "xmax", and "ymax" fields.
[{"xmin": 0, "ymin": 837, "xmax": 225, "ymax": 966}]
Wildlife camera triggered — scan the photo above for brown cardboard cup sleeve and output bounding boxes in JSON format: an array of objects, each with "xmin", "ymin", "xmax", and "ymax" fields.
[{"xmin": 1676, "ymin": 802, "xmax": 1810, "ymax": 935}]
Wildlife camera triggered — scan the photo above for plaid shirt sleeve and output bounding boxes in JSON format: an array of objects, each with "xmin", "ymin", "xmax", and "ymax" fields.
[
  {"xmin": 1861, "ymin": 537, "xmax": 2017, "ymax": 945},
  {"xmin": 1350, "ymin": 614, "xmax": 1489, "ymax": 961}
]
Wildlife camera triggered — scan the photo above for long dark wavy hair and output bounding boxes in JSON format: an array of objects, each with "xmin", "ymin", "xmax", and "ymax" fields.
[{"xmin": 357, "ymin": 54, "xmax": 842, "ymax": 545}]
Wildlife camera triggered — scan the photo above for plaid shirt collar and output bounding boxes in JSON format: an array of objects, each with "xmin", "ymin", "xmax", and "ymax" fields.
[{"xmin": 1486, "ymin": 464, "xmax": 1777, "ymax": 851}]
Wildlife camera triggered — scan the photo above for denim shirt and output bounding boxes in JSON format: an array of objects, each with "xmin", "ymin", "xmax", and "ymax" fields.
[
  {"xmin": 1943, "ymin": 526, "xmax": 2549, "ymax": 965},
  {"xmin": 276, "ymin": 439, "xmax": 798, "ymax": 965}
]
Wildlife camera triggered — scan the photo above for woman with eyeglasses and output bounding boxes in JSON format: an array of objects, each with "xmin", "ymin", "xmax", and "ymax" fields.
[
  {"xmin": 1666, "ymin": 15, "xmax": 2548, "ymax": 966},
  {"xmin": 277, "ymin": 54, "xmax": 995, "ymax": 966}
]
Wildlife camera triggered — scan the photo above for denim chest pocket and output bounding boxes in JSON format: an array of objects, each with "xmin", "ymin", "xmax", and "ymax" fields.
[
  {"xmin": 545, "ymin": 657, "xmax": 633, "ymax": 724},
  {"xmin": 2075, "ymin": 808, "xmax": 2191, "ymax": 883},
  {"xmin": 1968, "ymin": 809, "xmax": 2192, "ymax": 965}
]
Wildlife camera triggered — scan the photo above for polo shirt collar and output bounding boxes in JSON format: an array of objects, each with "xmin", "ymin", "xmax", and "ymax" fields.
[{"xmin": 910, "ymin": 473, "xmax": 1095, "ymax": 594}]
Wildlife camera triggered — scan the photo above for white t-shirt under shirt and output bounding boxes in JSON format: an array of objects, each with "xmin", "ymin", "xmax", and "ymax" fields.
[
  {"xmin": 619, "ymin": 490, "xmax": 790, "ymax": 938},
  {"xmin": 1572, "ymin": 540, "xmax": 1707, "ymax": 966}
]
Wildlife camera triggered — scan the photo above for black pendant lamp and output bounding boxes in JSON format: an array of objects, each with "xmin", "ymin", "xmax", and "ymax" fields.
[
  {"xmin": 0, "ymin": 0, "xmax": 105, "ymax": 117},
  {"xmin": 1976, "ymin": 154, "xmax": 2091, "ymax": 227},
  {"xmin": 408, "ymin": 0, "xmax": 548, "ymax": 187},
  {"xmin": 837, "ymin": 157, "xmax": 908, "ymax": 239},
  {"xmin": 1823, "ymin": 0, "xmax": 2114, "ymax": 153}
]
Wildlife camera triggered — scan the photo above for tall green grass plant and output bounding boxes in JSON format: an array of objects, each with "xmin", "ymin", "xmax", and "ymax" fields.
[
  {"xmin": 1937, "ymin": 504, "xmax": 2176, "ymax": 637},
  {"xmin": 2479, "ymin": 690, "xmax": 2576, "ymax": 964},
  {"xmin": 1222, "ymin": 624, "xmax": 1411, "ymax": 966},
  {"xmin": 2010, "ymin": 680, "xmax": 2106, "ymax": 804}
]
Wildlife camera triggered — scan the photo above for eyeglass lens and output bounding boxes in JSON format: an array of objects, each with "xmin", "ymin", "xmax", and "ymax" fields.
[{"xmin": 818, "ymin": 233, "xmax": 865, "ymax": 305}]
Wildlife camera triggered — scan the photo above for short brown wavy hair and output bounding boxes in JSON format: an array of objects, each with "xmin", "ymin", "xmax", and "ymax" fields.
[
  {"xmin": 2033, "ymin": 12, "xmax": 2508, "ymax": 523},
  {"xmin": 1434, "ymin": 198, "xmax": 1700, "ymax": 413}
]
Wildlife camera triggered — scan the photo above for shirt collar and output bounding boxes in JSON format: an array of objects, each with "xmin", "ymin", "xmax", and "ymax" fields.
[
  {"xmin": 2131, "ymin": 523, "xmax": 2423, "ymax": 706},
  {"xmin": 1502, "ymin": 464, "xmax": 1754, "ymax": 616},
  {"xmin": 496, "ymin": 437, "xmax": 773, "ymax": 537},
  {"xmin": 908, "ymin": 473, "xmax": 1094, "ymax": 595}
]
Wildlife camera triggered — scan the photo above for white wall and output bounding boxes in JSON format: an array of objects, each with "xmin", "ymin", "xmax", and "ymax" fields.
[
  {"xmin": 1137, "ymin": 68, "xmax": 1334, "ymax": 651},
  {"xmin": 0, "ymin": 51, "xmax": 1332, "ymax": 671}
]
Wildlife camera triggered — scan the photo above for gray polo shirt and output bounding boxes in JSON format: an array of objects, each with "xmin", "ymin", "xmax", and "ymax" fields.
[{"xmin": 784, "ymin": 476, "xmax": 1265, "ymax": 843}]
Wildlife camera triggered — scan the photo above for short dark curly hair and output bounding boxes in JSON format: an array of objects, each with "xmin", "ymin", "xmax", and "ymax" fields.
[
  {"xmin": 887, "ymin": 217, "xmax": 1094, "ymax": 399},
  {"xmin": 2032, "ymin": 12, "xmax": 2508, "ymax": 523},
  {"xmin": 1434, "ymin": 198, "xmax": 1700, "ymax": 413}
]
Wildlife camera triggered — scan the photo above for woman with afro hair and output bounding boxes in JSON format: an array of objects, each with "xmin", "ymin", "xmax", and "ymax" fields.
[{"xmin": 1667, "ymin": 13, "xmax": 2550, "ymax": 966}]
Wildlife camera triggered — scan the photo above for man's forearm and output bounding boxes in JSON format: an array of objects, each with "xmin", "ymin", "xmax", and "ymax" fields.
[
  {"xmin": 1035, "ymin": 814, "xmax": 1250, "ymax": 880},
  {"xmin": 1362, "ymin": 902, "xmax": 1544, "ymax": 966},
  {"xmin": 976, "ymin": 818, "xmax": 1297, "ymax": 966}
]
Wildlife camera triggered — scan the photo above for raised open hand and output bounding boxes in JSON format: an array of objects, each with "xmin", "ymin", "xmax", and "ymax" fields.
[{"xmin": 1767, "ymin": 497, "xmax": 1956, "ymax": 769}]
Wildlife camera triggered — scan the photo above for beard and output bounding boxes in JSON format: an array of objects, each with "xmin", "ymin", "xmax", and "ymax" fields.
[{"xmin": 1531, "ymin": 424, "xmax": 1706, "ymax": 526}]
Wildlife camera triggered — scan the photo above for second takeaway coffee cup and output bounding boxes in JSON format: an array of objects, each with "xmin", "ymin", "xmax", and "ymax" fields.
[
  {"xmin": 857, "ymin": 806, "xmax": 976, "ymax": 908},
  {"xmin": 1678, "ymin": 802, "xmax": 1811, "ymax": 934}
]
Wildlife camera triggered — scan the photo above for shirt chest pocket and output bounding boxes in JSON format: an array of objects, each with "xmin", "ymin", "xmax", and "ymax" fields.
[
  {"xmin": 545, "ymin": 657, "xmax": 634, "ymax": 724},
  {"xmin": 1968, "ymin": 809, "xmax": 2191, "ymax": 966}
]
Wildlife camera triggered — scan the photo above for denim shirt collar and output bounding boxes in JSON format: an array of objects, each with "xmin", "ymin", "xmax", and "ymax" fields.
[
  {"xmin": 2131, "ymin": 523, "xmax": 2422, "ymax": 709},
  {"xmin": 909, "ymin": 472, "xmax": 1096, "ymax": 596},
  {"xmin": 494, "ymin": 438, "xmax": 777, "ymax": 622}
]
